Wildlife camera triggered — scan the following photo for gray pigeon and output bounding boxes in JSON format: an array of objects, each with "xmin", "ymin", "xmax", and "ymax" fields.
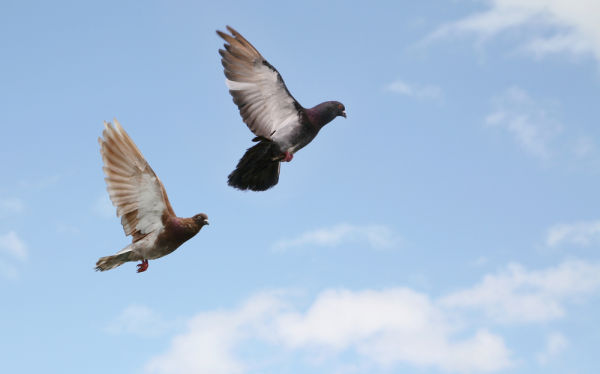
[{"xmin": 217, "ymin": 26, "xmax": 346, "ymax": 191}]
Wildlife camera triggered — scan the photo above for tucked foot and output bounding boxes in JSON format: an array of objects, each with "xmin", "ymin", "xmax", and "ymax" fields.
[
  {"xmin": 136, "ymin": 259, "xmax": 149, "ymax": 273},
  {"xmin": 283, "ymin": 151, "xmax": 293, "ymax": 162}
]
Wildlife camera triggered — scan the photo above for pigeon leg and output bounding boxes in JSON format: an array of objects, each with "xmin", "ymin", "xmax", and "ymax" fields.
[
  {"xmin": 283, "ymin": 151, "xmax": 293, "ymax": 162},
  {"xmin": 136, "ymin": 259, "xmax": 149, "ymax": 273}
]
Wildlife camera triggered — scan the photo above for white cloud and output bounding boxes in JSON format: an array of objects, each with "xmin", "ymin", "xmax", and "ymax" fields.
[
  {"xmin": 146, "ymin": 259, "xmax": 600, "ymax": 373},
  {"xmin": 273, "ymin": 223, "xmax": 399, "ymax": 251},
  {"xmin": 0, "ymin": 198, "xmax": 24, "ymax": 215},
  {"xmin": 107, "ymin": 305, "xmax": 173, "ymax": 338},
  {"xmin": 93, "ymin": 194, "xmax": 115, "ymax": 219},
  {"xmin": 146, "ymin": 259, "xmax": 600, "ymax": 374},
  {"xmin": 441, "ymin": 259, "xmax": 600, "ymax": 323},
  {"xmin": 486, "ymin": 88, "xmax": 599, "ymax": 164},
  {"xmin": 18, "ymin": 174, "xmax": 60, "ymax": 190},
  {"xmin": 572, "ymin": 136, "xmax": 596, "ymax": 159},
  {"xmin": 385, "ymin": 79, "xmax": 442, "ymax": 99},
  {"xmin": 536, "ymin": 332, "xmax": 568, "ymax": 365},
  {"xmin": 431, "ymin": 0, "xmax": 600, "ymax": 63},
  {"xmin": 485, "ymin": 87, "xmax": 562, "ymax": 159},
  {"xmin": 146, "ymin": 292, "xmax": 286, "ymax": 374},
  {"xmin": 0, "ymin": 231, "xmax": 27, "ymax": 280},
  {"xmin": 546, "ymin": 220, "xmax": 600, "ymax": 247},
  {"xmin": 0, "ymin": 231, "xmax": 27, "ymax": 261},
  {"xmin": 147, "ymin": 288, "xmax": 512, "ymax": 374},
  {"xmin": 274, "ymin": 289, "xmax": 511, "ymax": 372}
]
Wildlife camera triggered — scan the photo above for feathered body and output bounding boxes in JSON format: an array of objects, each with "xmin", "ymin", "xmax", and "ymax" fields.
[
  {"xmin": 95, "ymin": 120, "xmax": 209, "ymax": 272},
  {"xmin": 218, "ymin": 26, "xmax": 346, "ymax": 191}
]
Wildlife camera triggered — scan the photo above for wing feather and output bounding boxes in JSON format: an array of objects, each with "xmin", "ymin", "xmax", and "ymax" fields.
[
  {"xmin": 217, "ymin": 26, "xmax": 304, "ymax": 140},
  {"xmin": 99, "ymin": 120, "xmax": 175, "ymax": 242}
]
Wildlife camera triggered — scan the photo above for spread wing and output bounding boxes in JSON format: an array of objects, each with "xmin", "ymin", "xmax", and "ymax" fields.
[
  {"xmin": 99, "ymin": 120, "xmax": 175, "ymax": 242},
  {"xmin": 217, "ymin": 26, "xmax": 304, "ymax": 140}
]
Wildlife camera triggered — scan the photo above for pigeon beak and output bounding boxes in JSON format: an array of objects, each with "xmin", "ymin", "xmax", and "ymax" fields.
[
  {"xmin": 341, "ymin": 111, "xmax": 347, "ymax": 118},
  {"xmin": 205, "ymin": 220, "xmax": 210, "ymax": 226}
]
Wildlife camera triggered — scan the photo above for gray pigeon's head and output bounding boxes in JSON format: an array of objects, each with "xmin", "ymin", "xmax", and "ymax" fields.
[
  {"xmin": 308, "ymin": 101, "xmax": 347, "ymax": 128},
  {"xmin": 193, "ymin": 213, "xmax": 210, "ymax": 227},
  {"xmin": 327, "ymin": 101, "xmax": 346, "ymax": 119}
]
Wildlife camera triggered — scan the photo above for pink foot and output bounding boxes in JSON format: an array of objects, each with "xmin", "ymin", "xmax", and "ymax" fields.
[
  {"xmin": 283, "ymin": 151, "xmax": 294, "ymax": 162},
  {"xmin": 137, "ymin": 259, "xmax": 149, "ymax": 273}
]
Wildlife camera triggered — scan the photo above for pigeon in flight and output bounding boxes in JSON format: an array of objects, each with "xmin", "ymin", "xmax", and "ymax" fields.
[
  {"xmin": 217, "ymin": 26, "xmax": 346, "ymax": 191},
  {"xmin": 95, "ymin": 120, "xmax": 209, "ymax": 273}
]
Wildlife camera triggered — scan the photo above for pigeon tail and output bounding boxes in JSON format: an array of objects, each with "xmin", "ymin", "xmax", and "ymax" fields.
[
  {"xmin": 228, "ymin": 139, "xmax": 281, "ymax": 191},
  {"xmin": 95, "ymin": 247, "xmax": 134, "ymax": 271}
]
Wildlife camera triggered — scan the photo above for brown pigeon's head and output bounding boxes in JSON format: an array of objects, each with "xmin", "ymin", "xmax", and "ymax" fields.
[{"xmin": 193, "ymin": 213, "xmax": 210, "ymax": 227}]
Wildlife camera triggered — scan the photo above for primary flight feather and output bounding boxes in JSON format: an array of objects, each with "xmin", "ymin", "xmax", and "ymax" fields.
[{"xmin": 217, "ymin": 26, "xmax": 346, "ymax": 191}]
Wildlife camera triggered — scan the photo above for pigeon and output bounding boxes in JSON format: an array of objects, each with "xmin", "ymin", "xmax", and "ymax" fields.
[
  {"xmin": 217, "ymin": 26, "xmax": 346, "ymax": 191},
  {"xmin": 95, "ymin": 120, "xmax": 209, "ymax": 273}
]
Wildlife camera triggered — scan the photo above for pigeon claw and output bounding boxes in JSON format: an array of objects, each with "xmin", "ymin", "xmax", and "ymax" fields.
[
  {"xmin": 283, "ymin": 151, "xmax": 293, "ymax": 162},
  {"xmin": 136, "ymin": 259, "xmax": 149, "ymax": 273}
]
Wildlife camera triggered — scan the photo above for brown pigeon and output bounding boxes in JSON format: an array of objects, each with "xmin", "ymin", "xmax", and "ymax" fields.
[
  {"xmin": 95, "ymin": 120, "xmax": 209, "ymax": 273},
  {"xmin": 217, "ymin": 26, "xmax": 346, "ymax": 191}
]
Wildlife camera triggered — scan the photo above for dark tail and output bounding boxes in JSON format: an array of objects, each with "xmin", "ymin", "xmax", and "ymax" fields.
[{"xmin": 228, "ymin": 140, "xmax": 281, "ymax": 191}]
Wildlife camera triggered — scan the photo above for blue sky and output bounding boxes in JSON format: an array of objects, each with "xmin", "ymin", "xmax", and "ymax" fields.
[{"xmin": 1, "ymin": 0, "xmax": 599, "ymax": 373}]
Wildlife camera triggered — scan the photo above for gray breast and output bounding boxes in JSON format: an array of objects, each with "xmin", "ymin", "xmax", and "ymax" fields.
[{"xmin": 272, "ymin": 122, "xmax": 318, "ymax": 153}]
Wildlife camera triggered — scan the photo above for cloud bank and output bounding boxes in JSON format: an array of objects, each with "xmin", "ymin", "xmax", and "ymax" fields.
[{"xmin": 144, "ymin": 259, "xmax": 600, "ymax": 374}]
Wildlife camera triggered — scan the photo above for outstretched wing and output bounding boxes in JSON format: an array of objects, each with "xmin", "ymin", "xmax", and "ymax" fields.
[
  {"xmin": 99, "ymin": 120, "xmax": 175, "ymax": 242},
  {"xmin": 217, "ymin": 26, "xmax": 304, "ymax": 140}
]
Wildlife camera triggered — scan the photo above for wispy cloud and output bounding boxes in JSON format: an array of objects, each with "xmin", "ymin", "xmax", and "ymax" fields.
[
  {"xmin": 18, "ymin": 175, "xmax": 60, "ymax": 190},
  {"xmin": 572, "ymin": 136, "xmax": 597, "ymax": 159},
  {"xmin": 273, "ymin": 223, "xmax": 399, "ymax": 251},
  {"xmin": 441, "ymin": 259, "xmax": 600, "ymax": 323},
  {"xmin": 0, "ymin": 231, "xmax": 27, "ymax": 280},
  {"xmin": 93, "ymin": 194, "xmax": 114, "ymax": 219},
  {"xmin": 546, "ymin": 220, "xmax": 600, "ymax": 247},
  {"xmin": 385, "ymin": 79, "xmax": 442, "ymax": 100},
  {"xmin": 107, "ymin": 305, "xmax": 173, "ymax": 338},
  {"xmin": 486, "ymin": 87, "xmax": 599, "ymax": 165},
  {"xmin": 0, "ymin": 198, "xmax": 24, "ymax": 215},
  {"xmin": 485, "ymin": 87, "xmax": 562, "ymax": 159},
  {"xmin": 536, "ymin": 332, "xmax": 568, "ymax": 365},
  {"xmin": 0, "ymin": 231, "xmax": 28, "ymax": 261},
  {"xmin": 429, "ymin": 0, "xmax": 600, "ymax": 63}
]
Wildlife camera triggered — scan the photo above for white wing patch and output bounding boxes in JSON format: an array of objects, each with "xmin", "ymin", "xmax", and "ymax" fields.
[
  {"xmin": 134, "ymin": 172, "xmax": 167, "ymax": 235},
  {"xmin": 226, "ymin": 66, "xmax": 299, "ymax": 138},
  {"xmin": 226, "ymin": 80, "xmax": 254, "ymax": 90}
]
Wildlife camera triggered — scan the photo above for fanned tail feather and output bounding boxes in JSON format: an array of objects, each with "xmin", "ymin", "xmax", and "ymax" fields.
[
  {"xmin": 228, "ymin": 140, "xmax": 281, "ymax": 191},
  {"xmin": 95, "ymin": 249, "xmax": 133, "ymax": 271}
]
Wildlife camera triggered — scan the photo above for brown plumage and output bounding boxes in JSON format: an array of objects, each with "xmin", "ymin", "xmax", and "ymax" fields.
[{"xmin": 95, "ymin": 120, "xmax": 209, "ymax": 273}]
